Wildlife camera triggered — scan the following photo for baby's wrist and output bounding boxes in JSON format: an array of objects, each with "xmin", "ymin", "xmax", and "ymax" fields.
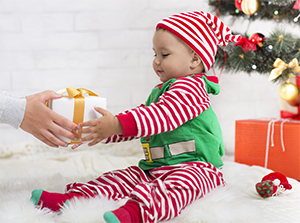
[{"xmin": 114, "ymin": 117, "xmax": 123, "ymax": 135}]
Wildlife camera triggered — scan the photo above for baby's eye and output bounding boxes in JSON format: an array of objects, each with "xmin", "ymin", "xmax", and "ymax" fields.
[{"xmin": 162, "ymin": 53, "xmax": 170, "ymax": 58}]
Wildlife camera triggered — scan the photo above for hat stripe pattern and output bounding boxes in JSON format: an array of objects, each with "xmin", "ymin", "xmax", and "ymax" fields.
[
  {"xmin": 175, "ymin": 13, "xmax": 217, "ymax": 67},
  {"xmin": 158, "ymin": 18, "xmax": 214, "ymax": 70},
  {"xmin": 172, "ymin": 14, "xmax": 216, "ymax": 66},
  {"xmin": 157, "ymin": 20, "xmax": 213, "ymax": 73},
  {"xmin": 156, "ymin": 11, "xmax": 241, "ymax": 71},
  {"xmin": 177, "ymin": 13, "xmax": 217, "ymax": 50}
]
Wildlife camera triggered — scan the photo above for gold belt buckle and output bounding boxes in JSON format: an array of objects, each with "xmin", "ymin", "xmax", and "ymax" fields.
[{"xmin": 142, "ymin": 143, "xmax": 153, "ymax": 163}]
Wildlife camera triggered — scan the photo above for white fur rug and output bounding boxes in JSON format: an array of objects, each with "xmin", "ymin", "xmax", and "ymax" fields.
[{"xmin": 1, "ymin": 140, "xmax": 300, "ymax": 223}]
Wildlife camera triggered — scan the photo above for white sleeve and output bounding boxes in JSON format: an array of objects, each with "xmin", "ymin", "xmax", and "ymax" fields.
[{"xmin": 0, "ymin": 91, "xmax": 26, "ymax": 128}]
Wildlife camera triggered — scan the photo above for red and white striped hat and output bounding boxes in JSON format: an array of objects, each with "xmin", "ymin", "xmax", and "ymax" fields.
[{"xmin": 156, "ymin": 11, "xmax": 241, "ymax": 72}]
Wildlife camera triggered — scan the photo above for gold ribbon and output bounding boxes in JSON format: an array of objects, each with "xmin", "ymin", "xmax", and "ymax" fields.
[
  {"xmin": 58, "ymin": 87, "xmax": 98, "ymax": 144},
  {"xmin": 268, "ymin": 58, "xmax": 300, "ymax": 81}
]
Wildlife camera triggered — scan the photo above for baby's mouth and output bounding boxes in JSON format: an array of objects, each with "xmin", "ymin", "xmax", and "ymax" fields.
[{"xmin": 157, "ymin": 70, "xmax": 163, "ymax": 75}]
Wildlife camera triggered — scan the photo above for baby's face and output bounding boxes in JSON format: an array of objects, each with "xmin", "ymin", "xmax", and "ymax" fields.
[{"xmin": 152, "ymin": 29, "xmax": 197, "ymax": 83}]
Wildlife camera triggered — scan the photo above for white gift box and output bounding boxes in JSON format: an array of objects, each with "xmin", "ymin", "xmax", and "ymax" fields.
[{"xmin": 48, "ymin": 88, "xmax": 106, "ymax": 144}]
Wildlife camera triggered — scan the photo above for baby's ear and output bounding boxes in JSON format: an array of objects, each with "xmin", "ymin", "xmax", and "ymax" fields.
[{"xmin": 190, "ymin": 52, "xmax": 203, "ymax": 70}]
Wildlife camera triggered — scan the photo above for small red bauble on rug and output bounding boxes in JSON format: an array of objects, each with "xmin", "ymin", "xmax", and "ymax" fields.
[{"xmin": 255, "ymin": 172, "xmax": 292, "ymax": 198}]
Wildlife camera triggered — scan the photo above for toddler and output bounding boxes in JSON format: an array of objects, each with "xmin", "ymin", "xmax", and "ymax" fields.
[{"xmin": 31, "ymin": 11, "xmax": 241, "ymax": 223}]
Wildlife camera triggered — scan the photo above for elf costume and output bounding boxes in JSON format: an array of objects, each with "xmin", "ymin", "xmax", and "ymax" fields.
[
  {"xmin": 31, "ymin": 11, "xmax": 241, "ymax": 223},
  {"xmin": 31, "ymin": 74, "xmax": 225, "ymax": 223},
  {"xmin": 138, "ymin": 74, "xmax": 224, "ymax": 170}
]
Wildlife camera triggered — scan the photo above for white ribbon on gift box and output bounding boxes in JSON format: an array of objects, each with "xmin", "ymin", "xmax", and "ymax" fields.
[{"xmin": 264, "ymin": 118, "xmax": 300, "ymax": 168}]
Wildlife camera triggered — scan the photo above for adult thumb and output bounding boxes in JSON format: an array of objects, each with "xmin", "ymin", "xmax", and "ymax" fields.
[{"xmin": 44, "ymin": 90, "xmax": 63, "ymax": 100}]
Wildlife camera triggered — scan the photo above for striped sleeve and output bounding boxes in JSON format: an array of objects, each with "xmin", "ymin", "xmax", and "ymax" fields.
[
  {"xmin": 133, "ymin": 77, "xmax": 210, "ymax": 137},
  {"xmin": 102, "ymin": 134, "xmax": 138, "ymax": 144},
  {"xmin": 102, "ymin": 76, "xmax": 211, "ymax": 143},
  {"xmin": 128, "ymin": 76, "xmax": 210, "ymax": 138}
]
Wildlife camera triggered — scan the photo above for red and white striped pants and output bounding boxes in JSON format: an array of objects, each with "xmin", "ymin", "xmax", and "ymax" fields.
[{"xmin": 66, "ymin": 161, "xmax": 225, "ymax": 223}]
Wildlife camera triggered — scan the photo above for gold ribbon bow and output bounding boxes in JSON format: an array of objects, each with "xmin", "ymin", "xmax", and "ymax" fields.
[
  {"xmin": 57, "ymin": 87, "xmax": 98, "ymax": 98},
  {"xmin": 268, "ymin": 58, "xmax": 300, "ymax": 81},
  {"xmin": 58, "ymin": 87, "xmax": 98, "ymax": 144}
]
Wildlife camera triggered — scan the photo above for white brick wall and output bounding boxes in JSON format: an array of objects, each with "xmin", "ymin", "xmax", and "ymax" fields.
[{"xmin": 0, "ymin": 0, "xmax": 281, "ymax": 154}]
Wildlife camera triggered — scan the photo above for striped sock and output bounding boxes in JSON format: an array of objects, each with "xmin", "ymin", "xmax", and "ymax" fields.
[
  {"xmin": 103, "ymin": 200, "xmax": 142, "ymax": 223},
  {"xmin": 31, "ymin": 190, "xmax": 80, "ymax": 212}
]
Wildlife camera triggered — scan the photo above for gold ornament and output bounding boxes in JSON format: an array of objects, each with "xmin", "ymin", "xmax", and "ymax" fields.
[
  {"xmin": 241, "ymin": 0, "xmax": 259, "ymax": 15},
  {"xmin": 279, "ymin": 81, "xmax": 299, "ymax": 101},
  {"xmin": 268, "ymin": 58, "xmax": 300, "ymax": 81}
]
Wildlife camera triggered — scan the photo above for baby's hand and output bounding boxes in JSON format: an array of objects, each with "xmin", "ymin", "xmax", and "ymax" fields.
[
  {"xmin": 71, "ymin": 143, "xmax": 82, "ymax": 150},
  {"xmin": 76, "ymin": 107, "xmax": 123, "ymax": 147}
]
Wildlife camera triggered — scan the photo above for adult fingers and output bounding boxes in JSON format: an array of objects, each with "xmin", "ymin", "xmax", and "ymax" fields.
[
  {"xmin": 50, "ymin": 122, "xmax": 79, "ymax": 142},
  {"xmin": 40, "ymin": 128, "xmax": 69, "ymax": 147},
  {"xmin": 33, "ymin": 132, "xmax": 59, "ymax": 147},
  {"xmin": 52, "ymin": 111, "xmax": 79, "ymax": 132}
]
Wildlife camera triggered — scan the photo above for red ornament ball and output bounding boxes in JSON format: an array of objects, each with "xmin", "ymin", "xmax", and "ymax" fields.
[
  {"xmin": 235, "ymin": 0, "xmax": 243, "ymax": 11},
  {"xmin": 249, "ymin": 33, "xmax": 265, "ymax": 47}
]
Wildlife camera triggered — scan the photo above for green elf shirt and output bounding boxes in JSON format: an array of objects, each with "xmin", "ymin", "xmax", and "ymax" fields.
[
  {"xmin": 113, "ymin": 74, "xmax": 224, "ymax": 171},
  {"xmin": 138, "ymin": 74, "xmax": 225, "ymax": 170}
]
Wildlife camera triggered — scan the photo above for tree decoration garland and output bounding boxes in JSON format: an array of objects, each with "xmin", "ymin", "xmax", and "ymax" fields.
[
  {"xmin": 209, "ymin": 0, "xmax": 300, "ymax": 24},
  {"xmin": 214, "ymin": 29, "xmax": 300, "ymax": 84}
]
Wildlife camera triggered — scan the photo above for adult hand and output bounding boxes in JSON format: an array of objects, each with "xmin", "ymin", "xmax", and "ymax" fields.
[{"xmin": 20, "ymin": 90, "xmax": 79, "ymax": 147}]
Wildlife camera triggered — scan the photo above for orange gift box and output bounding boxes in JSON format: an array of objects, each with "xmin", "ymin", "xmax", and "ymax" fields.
[{"xmin": 235, "ymin": 119, "xmax": 300, "ymax": 180}]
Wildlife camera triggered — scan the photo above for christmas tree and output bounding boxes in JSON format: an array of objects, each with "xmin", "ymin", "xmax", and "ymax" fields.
[
  {"xmin": 209, "ymin": 0, "xmax": 300, "ymax": 103},
  {"xmin": 209, "ymin": 0, "xmax": 300, "ymax": 24}
]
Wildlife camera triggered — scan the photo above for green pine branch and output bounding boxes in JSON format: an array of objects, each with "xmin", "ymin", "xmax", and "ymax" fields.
[
  {"xmin": 214, "ymin": 29, "xmax": 300, "ymax": 84},
  {"xmin": 208, "ymin": 0, "xmax": 300, "ymax": 24}
]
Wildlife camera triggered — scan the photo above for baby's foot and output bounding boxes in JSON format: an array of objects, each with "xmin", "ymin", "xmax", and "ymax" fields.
[
  {"xmin": 103, "ymin": 200, "xmax": 142, "ymax": 223},
  {"xmin": 31, "ymin": 190, "xmax": 77, "ymax": 212}
]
